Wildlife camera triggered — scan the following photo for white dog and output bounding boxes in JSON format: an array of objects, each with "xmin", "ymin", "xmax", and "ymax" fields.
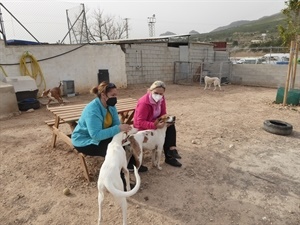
[
  {"xmin": 97, "ymin": 129, "xmax": 141, "ymax": 225},
  {"xmin": 204, "ymin": 76, "xmax": 222, "ymax": 91},
  {"xmin": 128, "ymin": 115, "xmax": 176, "ymax": 170}
]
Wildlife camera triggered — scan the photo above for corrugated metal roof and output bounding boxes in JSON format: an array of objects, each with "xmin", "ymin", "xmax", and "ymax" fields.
[{"xmin": 92, "ymin": 34, "xmax": 192, "ymax": 44}]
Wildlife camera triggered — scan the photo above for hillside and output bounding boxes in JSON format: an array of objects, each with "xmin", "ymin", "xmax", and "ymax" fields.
[{"xmin": 190, "ymin": 13, "xmax": 286, "ymax": 47}]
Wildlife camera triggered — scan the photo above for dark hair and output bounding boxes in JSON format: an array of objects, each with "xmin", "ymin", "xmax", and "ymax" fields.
[{"xmin": 90, "ymin": 81, "xmax": 117, "ymax": 96}]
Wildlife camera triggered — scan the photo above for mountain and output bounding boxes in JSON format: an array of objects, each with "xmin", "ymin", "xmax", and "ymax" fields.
[
  {"xmin": 189, "ymin": 30, "xmax": 200, "ymax": 35},
  {"xmin": 190, "ymin": 13, "xmax": 286, "ymax": 47},
  {"xmin": 160, "ymin": 31, "xmax": 176, "ymax": 36},
  {"xmin": 212, "ymin": 20, "xmax": 252, "ymax": 32}
]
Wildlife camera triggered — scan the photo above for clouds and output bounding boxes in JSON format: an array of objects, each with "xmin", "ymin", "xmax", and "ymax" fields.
[{"xmin": 0, "ymin": 0, "xmax": 286, "ymax": 43}]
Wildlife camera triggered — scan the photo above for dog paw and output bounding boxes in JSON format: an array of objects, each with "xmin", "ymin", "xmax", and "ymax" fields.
[{"xmin": 157, "ymin": 165, "xmax": 162, "ymax": 170}]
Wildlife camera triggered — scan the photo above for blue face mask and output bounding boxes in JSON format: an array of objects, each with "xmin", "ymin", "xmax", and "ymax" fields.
[{"xmin": 106, "ymin": 97, "xmax": 117, "ymax": 106}]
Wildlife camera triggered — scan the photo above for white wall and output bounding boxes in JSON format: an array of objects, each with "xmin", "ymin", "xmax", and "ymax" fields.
[
  {"xmin": 231, "ymin": 64, "xmax": 300, "ymax": 89},
  {"xmin": 0, "ymin": 40, "xmax": 126, "ymax": 94},
  {"xmin": 3, "ymin": 40, "xmax": 298, "ymax": 91}
]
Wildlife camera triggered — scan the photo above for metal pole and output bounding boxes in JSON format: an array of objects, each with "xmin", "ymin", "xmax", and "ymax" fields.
[
  {"xmin": 147, "ymin": 14, "xmax": 156, "ymax": 37},
  {"xmin": 0, "ymin": 3, "xmax": 40, "ymax": 43},
  {"xmin": 66, "ymin": 10, "xmax": 72, "ymax": 44},
  {"xmin": 125, "ymin": 18, "xmax": 129, "ymax": 39},
  {"xmin": 0, "ymin": 4, "xmax": 7, "ymax": 44},
  {"xmin": 82, "ymin": 3, "xmax": 89, "ymax": 43}
]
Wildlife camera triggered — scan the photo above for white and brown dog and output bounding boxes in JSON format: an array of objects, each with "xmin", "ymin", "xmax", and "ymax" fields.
[
  {"xmin": 41, "ymin": 81, "xmax": 64, "ymax": 105},
  {"xmin": 128, "ymin": 115, "xmax": 176, "ymax": 170},
  {"xmin": 204, "ymin": 76, "xmax": 222, "ymax": 91},
  {"xmin": 97, "ymin": 128, "xmax": 141, "ymax": 225}
]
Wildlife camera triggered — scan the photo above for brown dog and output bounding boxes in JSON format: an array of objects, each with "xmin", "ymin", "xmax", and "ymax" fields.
[{"xmin": 41, "ymin": 82, "xmax": 64, "ymax": 105}]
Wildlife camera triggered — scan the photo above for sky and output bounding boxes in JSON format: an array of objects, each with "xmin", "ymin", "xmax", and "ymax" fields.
[{"xmin": 0, "ymin": 0, "xmax": 287, "ymax": 44}]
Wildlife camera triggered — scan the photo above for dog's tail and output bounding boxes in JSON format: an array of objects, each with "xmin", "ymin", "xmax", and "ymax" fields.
[{"xmin": 105, "ymin": 166, "xmax": 141, "ymax": 197}]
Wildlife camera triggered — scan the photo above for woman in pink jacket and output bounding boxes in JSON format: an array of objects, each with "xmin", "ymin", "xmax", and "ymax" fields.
[{"xmin": 130, "ymin": 80, "xmax": 182, "ymax": 168}]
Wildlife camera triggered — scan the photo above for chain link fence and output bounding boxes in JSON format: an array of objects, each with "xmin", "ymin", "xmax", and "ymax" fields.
[{"xmin": 173, "ymin": 61, "xmax": 232, "ymax": 85}]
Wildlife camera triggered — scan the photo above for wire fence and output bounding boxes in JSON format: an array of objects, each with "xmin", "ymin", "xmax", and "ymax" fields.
[{"xmin": 173, "ymin": 61, "xmax": 232, "ymax": 85}]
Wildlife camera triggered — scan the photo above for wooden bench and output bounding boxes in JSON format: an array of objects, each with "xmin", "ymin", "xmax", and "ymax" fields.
[{"xmin": 45, "ymin": 98, "xmax": 137, "ymax": 182}]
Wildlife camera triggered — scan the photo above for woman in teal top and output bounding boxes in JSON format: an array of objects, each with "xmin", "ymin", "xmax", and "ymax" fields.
[{"xmin": 72, "ymin": 81, "xmax": 132, "ymax": 156}]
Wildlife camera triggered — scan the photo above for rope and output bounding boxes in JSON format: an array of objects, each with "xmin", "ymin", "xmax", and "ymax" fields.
[
  {"xmin": 19, "ymin": 51, "xmax": 47, "ymax": 90},
  {"xmin": 0, "ymin": 65, "xmax": 8, "ymax": 77}
]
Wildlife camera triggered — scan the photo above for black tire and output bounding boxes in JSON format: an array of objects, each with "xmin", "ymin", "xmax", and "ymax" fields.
[{"xmin": 263, "ymin": 120, "xmax": 293, "ymax": 136}]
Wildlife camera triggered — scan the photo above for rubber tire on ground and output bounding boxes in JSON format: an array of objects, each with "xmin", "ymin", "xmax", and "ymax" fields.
[{"xmin": 263, "ymin": 120, "xmax": 293, "ymax": 136}]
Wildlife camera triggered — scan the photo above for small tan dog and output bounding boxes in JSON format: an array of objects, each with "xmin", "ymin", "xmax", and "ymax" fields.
[
  {"xmin": 41, "ymin": 81, "xmax": 64, "ymax": 105},
  {"xmin": 204, "ymin": 76, "xmax": 222, "ymax": 91}
]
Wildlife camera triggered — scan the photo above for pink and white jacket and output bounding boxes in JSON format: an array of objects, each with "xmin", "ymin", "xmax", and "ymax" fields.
[{"xmin": 133, "ymin": 92, "xmax": 167, "ymax": 130}]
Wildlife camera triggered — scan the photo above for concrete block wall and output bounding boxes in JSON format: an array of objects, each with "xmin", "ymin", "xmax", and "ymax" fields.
[
  {"xmin": 189, "ymin": 43, "xmax": 230, "ymax": 78},
  {"xmin": 125, "ymin": 43, "xmax": 179, "ymax": 84},
  {"xmin": 189, "ymin": 43, "xmax": 215, "ymax": 63},
  {"xmin": 231, "ymin": 64, "xmax": 300, "ymax": 89},
  {"xmin": 0, "ymin": 41, "xmax": 126, "ymax": 94}
]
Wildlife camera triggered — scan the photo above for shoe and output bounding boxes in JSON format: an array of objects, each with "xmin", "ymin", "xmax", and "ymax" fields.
[
  {"xmin": 138, "ymin": 165, "xmax": 148, "ymax": 173},
  {"xmin": 165, "ymin": 157, "xmax": 182, "ymax": 167},
  {"xmin": 128, "ymin": 164, "xmax": 148, "ymax": 173},
  {"xmin": 170, "ymin": 149, "xmax": 181, "ymax": 159}
]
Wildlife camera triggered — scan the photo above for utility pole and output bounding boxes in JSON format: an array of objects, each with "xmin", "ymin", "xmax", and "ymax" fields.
[
  {"xmin": 124, "ymin": 18, "xmax": 129, "ymax": 39},
  {"xmin": 0, "ymin": 4, "xmax": 7, "ymax": 43},
  {"xmin": 147, "ymin": 14, "xmax": 156, "ymax": 37}
]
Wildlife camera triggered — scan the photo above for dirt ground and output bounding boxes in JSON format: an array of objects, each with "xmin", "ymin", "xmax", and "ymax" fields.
[{"xmin": 1, "ymin": 83, "xmax": 299, "ymax": 225}]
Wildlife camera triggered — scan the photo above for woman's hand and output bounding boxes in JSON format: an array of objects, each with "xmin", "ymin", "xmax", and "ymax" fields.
[
  {"xmin": 156, "ymin": 120, "xmax": 165, "ymax": 129},
  {"xmin": 119, "ymin": 124, "xmax": 132, "ymax": 132}
]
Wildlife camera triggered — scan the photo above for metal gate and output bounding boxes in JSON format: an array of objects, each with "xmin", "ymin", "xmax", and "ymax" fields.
[
  {"xmin": 173, "ymin": 61, "xmax": 203, "ymax": 85},
  {"xmin": 174, "ymin": 61, "xmax": 232, "ymax": 85}
]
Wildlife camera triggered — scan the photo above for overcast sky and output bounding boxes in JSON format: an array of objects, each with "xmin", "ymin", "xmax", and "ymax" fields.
[{"xmin": 0, "ymin": 0, "xmax": 286, "ymax": 43}]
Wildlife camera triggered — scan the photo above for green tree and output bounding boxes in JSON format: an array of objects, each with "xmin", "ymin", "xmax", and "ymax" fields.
[{"xmin": 278, "ymin": 0, "xmax": 300, "ymax": 47}]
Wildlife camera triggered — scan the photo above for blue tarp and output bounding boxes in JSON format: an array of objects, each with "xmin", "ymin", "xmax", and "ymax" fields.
[{"xmin": 6, "ymin": 39, "xmax": 46, "ymax": 45}]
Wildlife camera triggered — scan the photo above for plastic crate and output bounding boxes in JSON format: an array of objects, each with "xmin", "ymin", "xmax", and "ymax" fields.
[{"xmin": 276, "ymin": 87, "xmax": 300, "ymax": 105}]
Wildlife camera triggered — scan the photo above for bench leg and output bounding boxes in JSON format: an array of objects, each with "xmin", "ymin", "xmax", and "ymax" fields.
[{"xmin": 79, "ymin": 153, "xmax": 91, "ymax": 183}]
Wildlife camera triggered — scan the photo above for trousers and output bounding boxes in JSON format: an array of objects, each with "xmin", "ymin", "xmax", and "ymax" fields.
[{"xmin": 73, "ymin": 137, "xmax": 113, "ymax": 157}]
